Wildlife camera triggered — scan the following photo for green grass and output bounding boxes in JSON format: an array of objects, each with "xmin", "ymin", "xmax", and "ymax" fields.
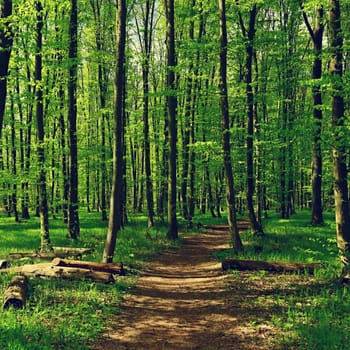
[
  {"xmin": 214, "ymin": 210, "xmax": 350, "ymax": 350},
  {"xmin": 0, "ymin": 211, "xmax": 176, "ymax": 349},
  {"xmin": 1, "ymin": 209, "xmax": 349, "ymax": 349}
]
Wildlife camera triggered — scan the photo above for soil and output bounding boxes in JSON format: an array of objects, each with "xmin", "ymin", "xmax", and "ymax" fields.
[{"xmin": 92, "ymin": 223, "xmax": 297, "ymax": 350}]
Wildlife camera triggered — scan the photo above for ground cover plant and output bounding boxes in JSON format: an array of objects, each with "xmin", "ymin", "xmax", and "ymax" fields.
[
  {"xmin": 0, "ymin": 211, "xmax": 174, "ymax": 349},
  {"xmin": 0, "ymin": 210, "xmax": 349, "ymax": 349},
  {"xmin": 216, "ymin": 210, "xmax": 350, "ymax": 349}
]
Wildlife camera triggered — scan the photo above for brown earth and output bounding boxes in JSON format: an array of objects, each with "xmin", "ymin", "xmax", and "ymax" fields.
[{"xmin": 92, "ymin": 223, "xmax": 297, "ymax": 350}]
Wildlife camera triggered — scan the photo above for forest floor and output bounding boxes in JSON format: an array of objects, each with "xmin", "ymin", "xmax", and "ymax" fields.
[{"xmin": 92, "ymin": 223, "xmax": 301, "ymax": 350}]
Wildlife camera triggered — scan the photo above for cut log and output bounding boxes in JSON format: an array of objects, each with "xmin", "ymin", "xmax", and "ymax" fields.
[
  {"xmin": 222, "ymin": 259, "xmax": 323, "ymax": 274},
  {"xmin": 0, "ymin": 260, "xmax": 8, "ymax": 269},
  {"xmin": 20, "ymin": 264, "xmax": 114, "ymax": 283},
  {"xmin": 7, "ymin": 253, "xmax": 57, "ymax": 260},
  {"xmin": 3, "ymin": 275, "xmax": 29, "ymax": 309},
  {"xmin": 207, "ymin": 223, "xmax": 250, "ymax": 231},
  {"xmin": 7, "ymin": 251, "xmax": 86, "ymax": 260},
  {"xmin": 52, "ymin": 247, "xmax": 94, "ymax": 255},
  {"xmin": 51, "ymin": 258, "xmax": 125, "ymax": 276}
]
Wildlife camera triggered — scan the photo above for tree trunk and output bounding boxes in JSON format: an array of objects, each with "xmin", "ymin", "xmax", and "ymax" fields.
[
  {"xmin": 165, "ymin": 0, "xmax": 178, "ymax": 239},
  {"xmin": 67, "ymin": 0, "xmax": 80, "ymax": 239},
  {"xmin": 218, "ymin": 0, "xmax": 243, "ymax": 253},
  {"xmin": 140, "ymin": 0, "xmax": 155, "ymax": 228},
  {"xmin": 239, "ymin": 5, "xmax": 264, "ymax": 235},
  {"xmin": 103, "ymin": 0, "xmax": 127, "ymax": 262},
  {"xmin": 0, "ymin": 0, "xmax": 13, "ymax": 138},
  {"xmin": 329, "ymin": 0, "xmax": 350, "ymax": 270},
  {"xmin": 301, "ymin": 5, "xmax": 324, "ymax": 225},
  {"xmin": 35, "ymin": 1, "xmax": 52, "ymax": 253},
  {"xmin": 10, "ymin": 94, "xmax": 18, "ymax": 222}
]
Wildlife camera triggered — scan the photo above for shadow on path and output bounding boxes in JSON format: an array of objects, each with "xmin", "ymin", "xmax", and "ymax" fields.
[{"xmin": 92, "ymin": 222, "xmax": 284, "ymax": 350}]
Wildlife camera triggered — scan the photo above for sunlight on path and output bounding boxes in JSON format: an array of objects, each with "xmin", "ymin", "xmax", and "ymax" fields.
[{"xmin": 92, "ymin": 224, "xmax": 278, "ymax": 350}]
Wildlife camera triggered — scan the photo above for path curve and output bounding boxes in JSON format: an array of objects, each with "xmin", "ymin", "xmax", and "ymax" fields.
[{"xmin": 93, "ymin": 223, "xmax": 279, "ymax": 350}]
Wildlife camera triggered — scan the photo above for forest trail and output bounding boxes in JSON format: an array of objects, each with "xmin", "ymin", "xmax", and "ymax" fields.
[{"xmin": 92, "ymin": 223, "xmax": 281, "ymax": 350}]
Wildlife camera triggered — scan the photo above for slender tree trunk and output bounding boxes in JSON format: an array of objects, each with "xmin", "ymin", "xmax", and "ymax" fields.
[
  {"xmin": 135, "ymin": 0, "xmax": 156, "ymax": 228},
  {"xmin": 91, "ymin": 0, "xmax": 109, "ymax": 222},
  {"xmin": 0, "ymin": 0, "xmax": 13, "ymax": 138},
  {"xmin": 165, "ymin": 0, "xmax": 178, "ymax": 239},
  {"xmin": 35, "ymin": 1, "xmax": 52, "ymax": 252},
  {"xmin": 15, "ymin": 63, "xmax": 30, "ymax": 220},
  {"xmin": 301, "ymin": 5, "xmax": 324, "ymax": 225},
  {"xmin": 102, "ymin": 0, "xmax": 126, "ymax": 262},
  {"xmin": 67, "ymin": 0, "xmax": 80, "ymax": 239},
  {"xmin": 218, "ymin": 0, "xmax": 243, "ymax": 253},
  {"xmin": 181, "ymin": 0, "xmax": 195, "ymax": 222},
  {"xmin": 329, "ymin": 0, "xmax": 350, "ymax": 270},
  {"xmin": 239, "ymin": 5, "xmax": 264, "ymax": 234},
  {"xmin": 10, "ymin": 94, "xmax": 18, "ymax": 222}
]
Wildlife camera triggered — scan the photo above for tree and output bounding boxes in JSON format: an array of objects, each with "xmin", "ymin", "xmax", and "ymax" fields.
[
  {"xmin": 35, "ymin": 0, "xmax": 52, "ymax": 252},
  {"xmin": 67, "ymin": 0, "xmax": 80, "ymax": 239},
  {"xmin": 102, "ymin": 0, "xmax": 126, "ymax": 263},
  {"xmin": 237, "ymin": 3, "xmax": 264, "ymax": 235},
  {"xmin": 218, "ymin": 0, "xmax": 243, "ymax": 252},
  {"xmin": 134, "ymin": 0, "xmax": 156, "ymax": 228},
  {"xmin": 328, "ymin": 0, "xmax": 350, "ymax": 270},
  {"xmin": 301, "ymin": 1, "xmax": 324, "ymax": 225},
  {"xmin": 165, "ymin": 0, "xmax": 178, "ymax": 239},
  {"xmin": 0, "ymin": 0, "xmax": 13, "ymax": 138}
]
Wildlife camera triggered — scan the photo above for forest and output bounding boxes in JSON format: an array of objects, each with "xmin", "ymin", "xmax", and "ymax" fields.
[{"xmin": 1, "ymin": 0, "xmax": 350, "ymax": 348}]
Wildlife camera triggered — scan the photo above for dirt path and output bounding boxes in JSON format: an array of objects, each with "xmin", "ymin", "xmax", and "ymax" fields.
[{"xmin": 93, "ymin": 224, "xmax": 283, "ymax": 350}]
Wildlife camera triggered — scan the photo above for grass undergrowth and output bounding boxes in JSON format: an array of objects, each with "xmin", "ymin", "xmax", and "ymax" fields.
[
  {"xmin": 214, "ymin": 210, "xmax": 350, "ymax": 350},
  {"xmin": 0, "ymin": 210, "xmax": 176, "ymax": 349}
]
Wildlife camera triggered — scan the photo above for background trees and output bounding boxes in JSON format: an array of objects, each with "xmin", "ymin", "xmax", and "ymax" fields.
[{"xmin": 1, "ymin": 0, "xmax": 350, "ymax": 267}]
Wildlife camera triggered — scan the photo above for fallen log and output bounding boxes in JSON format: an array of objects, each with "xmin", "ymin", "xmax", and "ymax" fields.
[
  {"xmin": 0, "ymin": 260, "xmax": 8, "ymax": 269},
  {"xmin": 51, "ymin": 258, "xmax": 125, "ymax": 276},
  {"xmin": 52, "ymin": 247, "xmax": 94, "ymax": 255},
  {"xmin": 222, "ymin": 259, "xmax": 323, "ymax": 274},
  {"xmin": 20, "ymin": 264, "xmax": 114, "ymax": 283},
  {"xmin": 7, "ymin": 253, "xmax": 57, "ymax": 260},
  {"xmin": 3, "ymin": 275, "xmax": 29, "ymax": 309},
  {"xmin": 7, "ymin": 251, "xmax": 88, "ymax": 260}
]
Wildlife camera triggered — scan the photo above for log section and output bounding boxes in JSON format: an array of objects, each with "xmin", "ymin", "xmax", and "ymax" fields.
[
  {"xmin": 3, "ymin": 275, "xmax": 28, "ymax": 309},
  {"xmin": 51, "ymin": 258, "xmax": 125, "ymax": 275},
  {"xmin": 222, "ymin": 259, "xmax": 323, "ymax": 274},
  {"xmin": 20, "ymin": 264, "xmax": 115, "ymax": 283}
]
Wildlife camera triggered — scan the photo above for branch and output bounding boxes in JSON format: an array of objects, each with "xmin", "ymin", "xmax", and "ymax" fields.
[{"xmin": 299, "ymin": 0, "xmax": 315, "ymax": 43}]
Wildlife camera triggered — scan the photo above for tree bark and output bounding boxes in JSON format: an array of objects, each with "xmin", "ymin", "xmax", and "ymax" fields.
[
  {"xmin": 137, "ymin": 0, "xmax": 155, "ymax": 228},
  {"xmin": 301, "ymin": 4, "xmax": 324, "ymax": 225},
  {"xmin": 103, "ymin": 0, "xmax": 127, "ymax": 262},
  {"xmin": 3, "ymin": 275, "xmax": 28, "ymax": 310},
  {"xmin": 0, "ymin": 0, "xmax": 13, "ymax": 138},
  {"xmin": 67, "ymin": 0, "xmax": 80, "ymax": 239},
  {"xmin": 165, "ymin": 0, "xmax": 178, "ymax": 239},
  {"xmin": 20, "ymin": 264, "xmax": 114, "ymax": 284},
  {"xmin": 51, "ymin": 258, "xmax": 125, "ymax": 275},
  {"xmin": 239, "ymin": 5, "xmax": 264, "ymax": 235},
  {"xmin": 329, "ymin": 0, "xmax": 350, "ymax": 270},
  {"xmin": 218, "ymin": 0, "xmax": 243, "ymax": 253},
  {"xmin": 35, "ymin": 1, "xmax": 52, "ymax": 253}
]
